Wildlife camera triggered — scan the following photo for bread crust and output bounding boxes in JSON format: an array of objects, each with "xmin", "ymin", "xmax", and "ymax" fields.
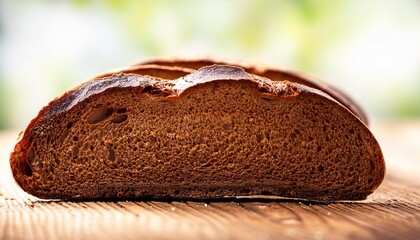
[
  {"xmin": 135, "ymin": 57, "xmax": 369, "ymax": 125},
  {"xmin": 10, "ymin": 65, "xmax": 385, "ymax": 201},
  {"xmin": 93, "ymin": 64, "xmax": 193, "ymax": 80}
]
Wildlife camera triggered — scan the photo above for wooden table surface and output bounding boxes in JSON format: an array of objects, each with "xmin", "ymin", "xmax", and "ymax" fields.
[{"xmin": 1, "ymin": 121, "xmax": 419, "ymax": 240}]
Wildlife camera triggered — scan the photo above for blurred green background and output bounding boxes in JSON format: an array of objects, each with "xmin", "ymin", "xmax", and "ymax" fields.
[{"xmin": 1, "ymin": 0, "xmax": 420, "ymax": 130}]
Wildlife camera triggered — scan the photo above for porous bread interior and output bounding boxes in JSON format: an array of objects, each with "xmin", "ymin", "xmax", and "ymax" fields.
[{"xmin": 18, "ymin": 80, "xmax": 381, "ymax": 201}]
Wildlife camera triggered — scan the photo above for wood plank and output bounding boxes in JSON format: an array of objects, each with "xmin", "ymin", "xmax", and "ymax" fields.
[{"xmin": 1, "ymin": 122, "xmax": 420, "ymax": 240}]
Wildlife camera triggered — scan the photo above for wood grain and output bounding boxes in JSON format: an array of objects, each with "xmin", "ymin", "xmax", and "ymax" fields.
[{"xmin": 1, "ymin": 122, "xmax": 420, "ymax": 240}]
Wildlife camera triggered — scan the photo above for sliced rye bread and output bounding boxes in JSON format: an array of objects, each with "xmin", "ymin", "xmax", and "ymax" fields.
[
  {"xmin": 10, "ymin": 65, "xmax": 385, "ymax": 201},
  {"xmin": 136, "ymin": 58, "xmax": 368, "ymax": 125}
]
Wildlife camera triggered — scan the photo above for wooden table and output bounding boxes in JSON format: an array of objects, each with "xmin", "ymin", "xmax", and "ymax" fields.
[{"xmin": 1, "ymin": 121, "xmax": 419, "ymax": 239}]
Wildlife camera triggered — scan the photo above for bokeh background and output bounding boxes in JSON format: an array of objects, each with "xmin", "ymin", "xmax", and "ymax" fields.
[{"xmin": 1, "ymin": 0, "xmax": 420, "ymax": 130}]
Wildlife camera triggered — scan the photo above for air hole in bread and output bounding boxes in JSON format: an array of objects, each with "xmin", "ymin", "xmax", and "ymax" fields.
[
  {"xmin": 149, "ymin": 135, "xmax": 157, "ymax": 143},
  {"xmin": 73, "ymin": 136, "xmax": 78, "ymax": 141},
  {"xmin": 53, "ymin": 154, "xmax": 60, "ymax": 165},
  {"xmin": 261, "ymin": 97, "xmax": 272, "ymax": 103},
  {"xmin": 19, "ymin": 161, "xmax": 32, "ymax": 176},
  {"xmin": 111, "ymin": 114, "xmax": 128, "ymax": 124},
  {"xmin": 72, "ymin": 146, "xmax": 79, "ymax": 159},
  {"xmin": 26, "ymin": 147, "xmax": 36, "ymax": 164},
  {"xmin": 222, "ymin": 123, "xmax": 231, "ymax": 131},
  {"xmin": 369, "ymin": 160, "xmax": 376, "ymax": 173},
  {"xmin": 61, "ymin": 129, "xmax": 69, "ymax": 140},
  {"xmin": 66, "ymin": 122, "xmax": 73, "ymax": 129},
  {"xmin": 290, "ymin": 129, "xmax": 299, "ymax": 138},
  {"xmin": 108, "ymin": 147, "xmax": 116, "ymax": 161},
  {"xmin": 265, "ymin": 132, "xmax": 270, "ymax": 141},
  {"xmin": 318, "ymin": 166, "xmax": 324, "ymax": 172},
  {"xmin": 259, "ymin": 87, "xmax": 269, "ymax": 93},
  {"xmin": 116, "ymin": 108, "xmax": 127, "ymax": 114},
  {"xmin": 87, "ymin": 107, "xmax": 114, "ymax": 124},
  {"xmin": 201, "ymin": 162, "xmax": 212, "ymax": 167},
  {"xmin": 142, "ymin": 86, "xmax": 167, "ymax": 95},
  {"xmin": 256, "ymin": 133, "xmax": 264, "ymax": 143}
]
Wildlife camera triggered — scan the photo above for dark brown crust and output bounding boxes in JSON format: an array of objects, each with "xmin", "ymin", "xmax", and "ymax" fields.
[
  {"xmin": 37, "ymin": 66, "xmax": 301, "ymax": 120},
  {"xmin": 10, "ymin": 65, "xmax": 385, "ymax": 201},
  {"xmin": 93, "ymin": 64, "xmax": 193, "ymax": 80},
  {"xmin": 135, "ymin": 57, "xmax": 369, "ymax": 125}
]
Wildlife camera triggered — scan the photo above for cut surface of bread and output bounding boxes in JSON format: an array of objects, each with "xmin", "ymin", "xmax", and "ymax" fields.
[
  {"xmin": 10, "ymin": 65, "xmax": 385, "ymax": 201},
  {"xmin": 136, "ymin": 57, "xmax": 368, "ymax": 125}
]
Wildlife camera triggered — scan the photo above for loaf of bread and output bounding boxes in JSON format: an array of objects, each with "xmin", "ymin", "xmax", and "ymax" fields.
[
  {"xmin": 10, "ymin": 64, "xmax": 385, "ymax": 201},
  {"xmin": 136, "ymin": 58, "xmax": 369, "ymax": 125}
]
